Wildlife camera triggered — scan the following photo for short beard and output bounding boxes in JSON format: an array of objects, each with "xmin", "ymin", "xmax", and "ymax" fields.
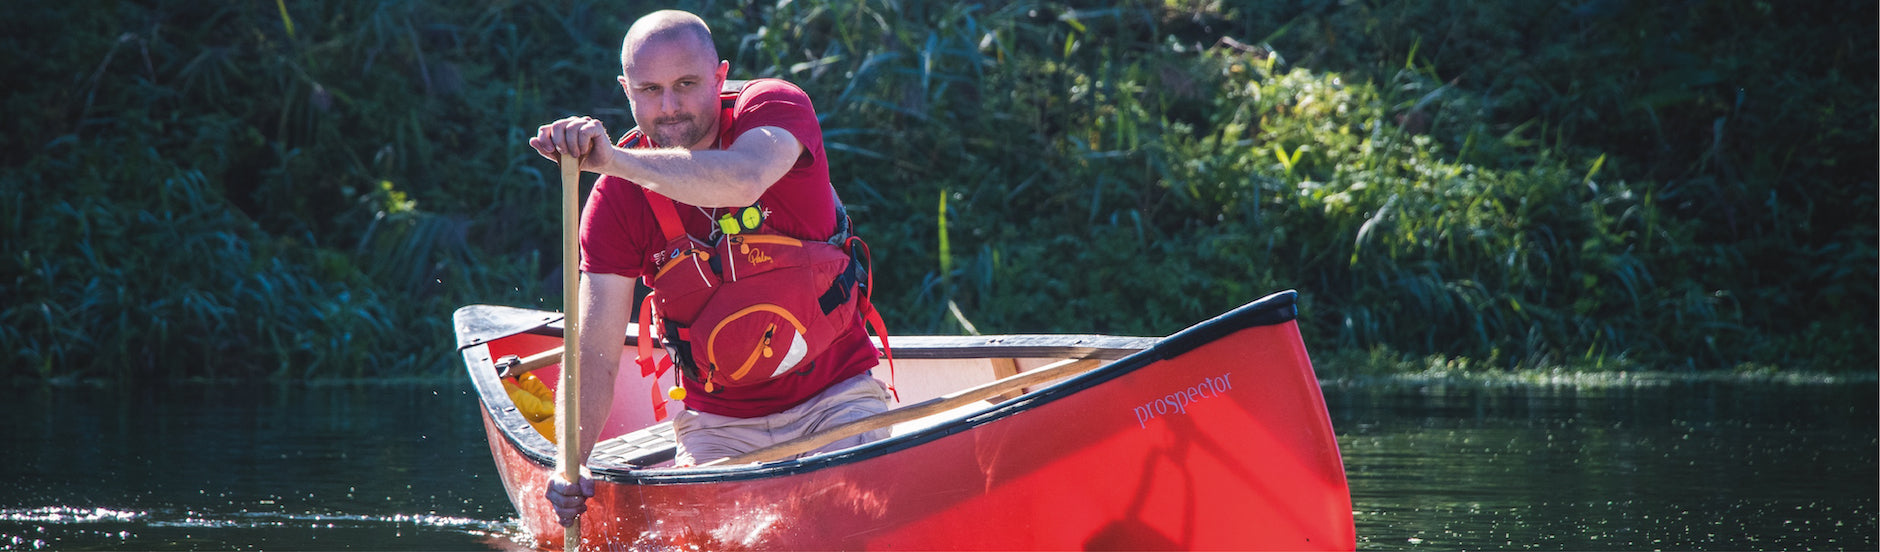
[{"xmin": 649, "ymin": 114, "xmax": 708, "ymax": 149}]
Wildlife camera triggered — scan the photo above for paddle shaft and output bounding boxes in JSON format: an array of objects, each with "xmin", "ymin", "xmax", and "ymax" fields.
[
  {"xmin": 555, "ymin": 153, "xmax": 583, "ymax": 551},
  {"xmin": 708, "ymin": 357, "xmax": 1104, "ymax": 466}
]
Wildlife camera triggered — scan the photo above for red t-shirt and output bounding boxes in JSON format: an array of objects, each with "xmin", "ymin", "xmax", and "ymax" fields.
[{"xmin": 580, "ymin": 78, "xmax": 879, "ymax": 418}]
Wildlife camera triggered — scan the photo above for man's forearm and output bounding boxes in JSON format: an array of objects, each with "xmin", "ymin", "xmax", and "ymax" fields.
[
  {"xmin": 562, "ymin": 272, "xmax": 634, "ymax": 470},
  {"xmin": 594, "ymin": 125, "xmax": 802, "ymax": 208},
  {"xmin": 597, "ymin": 146, "xmax": 772, "ymax": 208},
  {"xmin": 570, "ymin": 338, "xmax": 621, "ymax": 464}
]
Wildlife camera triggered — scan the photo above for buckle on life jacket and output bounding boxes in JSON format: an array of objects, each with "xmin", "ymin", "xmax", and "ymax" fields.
[
  {"xmin": 661, "ymin": 317, "xmax": 703, "ymax": 383},
  {"xmin": 818, "ymin": 237, "xmax": 870, "ymax": 314},
  {"xmin": 637, "ymin": 291, "xmax": 713, "ymax": 394}
]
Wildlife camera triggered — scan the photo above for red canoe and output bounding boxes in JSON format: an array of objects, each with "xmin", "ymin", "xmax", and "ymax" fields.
[{"xmin": 455, "ymin": 290, "xmax": 1354, "ymax": 550}]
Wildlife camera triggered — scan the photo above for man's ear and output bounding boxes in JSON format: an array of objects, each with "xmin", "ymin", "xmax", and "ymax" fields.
[
  {"xmin": 617, "ymin": 74, "xmax": 630, "ymax": 93},
  {"xmin": 715, "ymin": 60, "xmax": 729, "ymax": 87}
]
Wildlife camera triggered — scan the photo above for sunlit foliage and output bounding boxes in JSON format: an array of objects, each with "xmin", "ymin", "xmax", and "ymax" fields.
[{"xmin": 2, "ymin": 0, "xmax": 1871, "ymax": 381}]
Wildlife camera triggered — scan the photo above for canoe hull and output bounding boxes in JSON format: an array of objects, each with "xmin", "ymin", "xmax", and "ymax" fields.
[{"xmin": 462, "ymin": 291, "xmax": 1354, "ymax": 549}]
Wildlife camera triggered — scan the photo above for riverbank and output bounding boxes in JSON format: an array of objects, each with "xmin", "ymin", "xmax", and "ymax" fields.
[
  {"xmin": 1314, "ymin": 349, "xmax": 1879, "ymax": 389},
  {"xmin": 1322, "ymin": 367, "xmax": 1878, "ymax": 391}
]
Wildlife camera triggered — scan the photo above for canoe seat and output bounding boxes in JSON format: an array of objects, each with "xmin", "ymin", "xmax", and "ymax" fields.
[{"xmin": 592, "ymin": 422, "xmax": 678, "ymax": 467}]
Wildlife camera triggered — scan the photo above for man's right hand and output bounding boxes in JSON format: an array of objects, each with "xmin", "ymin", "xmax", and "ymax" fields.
[
  {"xmin": 545, "ymin": 472, "xmax": 596, "ymax": 527},
  {"xmin": 530, "ymin": 116, "xmax": 613, "ymax": 172}
]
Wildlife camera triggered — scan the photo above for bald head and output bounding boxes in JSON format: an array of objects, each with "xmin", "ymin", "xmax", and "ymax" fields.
[
  {"xmin": 615, "ymin": 10, "xmax": 728, "ymax": 150},
  {"xmin": 621, "ymin": 10, "xmax": 717, "ymax": 71}
]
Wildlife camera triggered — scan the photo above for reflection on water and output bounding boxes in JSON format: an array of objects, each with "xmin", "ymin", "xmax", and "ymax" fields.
[
  {"xmin": 0, "ymin": 506, "xmax": 513, "ymax": 548},
  {"xmin": 0, "ymin": 377, "xmax": 1872, "ymax": 550},
  {"xmin": 0, "ymin": 382, "xmax": 529, "ymax": 550},
  {"xmin": 1330, "ymin": 379, "xmax": 1878, "ymax": 551}
]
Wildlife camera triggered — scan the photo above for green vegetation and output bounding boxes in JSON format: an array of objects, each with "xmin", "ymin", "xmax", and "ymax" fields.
[{"xmin": 3, "ymin": 0, "xmax": 1872, "ymax": 383}]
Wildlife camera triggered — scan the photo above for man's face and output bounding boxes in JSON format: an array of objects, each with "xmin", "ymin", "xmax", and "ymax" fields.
[{"xmin": 619, "ymin": 37, "xmax": 726, "ymax": 151}]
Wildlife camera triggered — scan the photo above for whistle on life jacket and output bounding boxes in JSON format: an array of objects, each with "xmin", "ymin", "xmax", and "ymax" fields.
[{"xmin": 716, "ymin": 204, "xmax": 764, "ymax": 236}]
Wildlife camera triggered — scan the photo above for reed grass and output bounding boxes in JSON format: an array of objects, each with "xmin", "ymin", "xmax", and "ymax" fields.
[{"xmin": 2, "ymin": 0, "xmax": 1871, "ymax": 382}]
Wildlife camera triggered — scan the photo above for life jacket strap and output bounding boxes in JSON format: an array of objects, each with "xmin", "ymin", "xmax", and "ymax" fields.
[
  {"xmin": 636, "ymin": 291, "xmax": 672, "ymax": 379},
  {"xmin": 645, "ymin": 191, "xmax": 689, "ymax": 244},
  {"xmin": 866, "ymin": 305, "xmax": 900, "ymax": 403},
  {"xmin": 839, "ymin": 236, "xmax": 898, "ymax": 402}
]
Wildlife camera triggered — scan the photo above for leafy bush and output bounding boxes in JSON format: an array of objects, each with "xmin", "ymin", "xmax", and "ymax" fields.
[
  {"xmin": 715, "ymin": 0, "xmax": 1873, "ymax": 372},
  {"xmin": 3, "ymin": 0, "xmax": 1871, "ymax": 382}
]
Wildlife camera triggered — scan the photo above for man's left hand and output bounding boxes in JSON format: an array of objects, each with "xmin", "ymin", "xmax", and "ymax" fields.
[{"xmin": 545, "ymin": 472, "xmax": 596, "ymax": 527}]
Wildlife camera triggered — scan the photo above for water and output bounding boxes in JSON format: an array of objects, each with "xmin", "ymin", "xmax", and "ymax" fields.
[
  {"xmin": 0, "ymin": 378, "xmax": 1872, "ymax": 550},
  {"xmin": 1331, "ymin": 379, "xmax": 1878, "ymax": 550},
  {"xmin": 0, "ymin": 383, "xmax": 523, "ymax": 550}
]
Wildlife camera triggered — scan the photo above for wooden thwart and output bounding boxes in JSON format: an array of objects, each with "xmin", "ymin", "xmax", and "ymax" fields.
[
  {"xmin": 705, "ymin": 357, "xmax": 1105, "ymax": 466},
  {"xmin": 493, "ymin": 334, "xmax": 1154, "ymax": 379},
  {"xmin": 987, "ymin": 357, "xmax": 1025, "ymax": 403}
]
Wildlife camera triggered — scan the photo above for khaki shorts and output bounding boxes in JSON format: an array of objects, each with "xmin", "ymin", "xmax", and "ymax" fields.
[{"xmin": 672, "ymin": 373, "xmax": 892, "ymax": 465}]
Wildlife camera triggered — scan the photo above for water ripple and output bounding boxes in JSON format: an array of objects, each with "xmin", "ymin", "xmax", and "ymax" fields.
[
  {"xmin": 0, "ymin": 507, "xmax": 143, "ymax": 524},
  {"xmin": 0, "ymin": 505, "xmax": 525, "ymax": 550}
]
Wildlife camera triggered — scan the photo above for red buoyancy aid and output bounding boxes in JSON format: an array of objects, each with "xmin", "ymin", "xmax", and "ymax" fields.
[{"xmin": 627, "ymin": 82, "xmax": 896, "ymax": 402}]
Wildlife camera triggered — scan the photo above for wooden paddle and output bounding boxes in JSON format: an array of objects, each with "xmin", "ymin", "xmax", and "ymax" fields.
[
  {"xmin": 555, "ymin": 152, "xmax": 584, "ymax": 552},
  {"xmin": 705, "ymin": 357, "xmax": 1105, "ymax": 466},
  {"xmin": 494, "ymin": 346, "xmax": 563, "ymax": 379}
]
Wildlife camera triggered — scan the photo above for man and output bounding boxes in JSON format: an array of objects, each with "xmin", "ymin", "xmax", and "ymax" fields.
[{"xmin": 528, "ymin": 10, "xmax": 891, "ymax": 526}]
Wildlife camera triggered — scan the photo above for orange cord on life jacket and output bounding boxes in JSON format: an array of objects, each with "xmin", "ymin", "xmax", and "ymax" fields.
[{"xmin": 845, "ymin": 236, "xmax": 898, "ymax": 402}]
